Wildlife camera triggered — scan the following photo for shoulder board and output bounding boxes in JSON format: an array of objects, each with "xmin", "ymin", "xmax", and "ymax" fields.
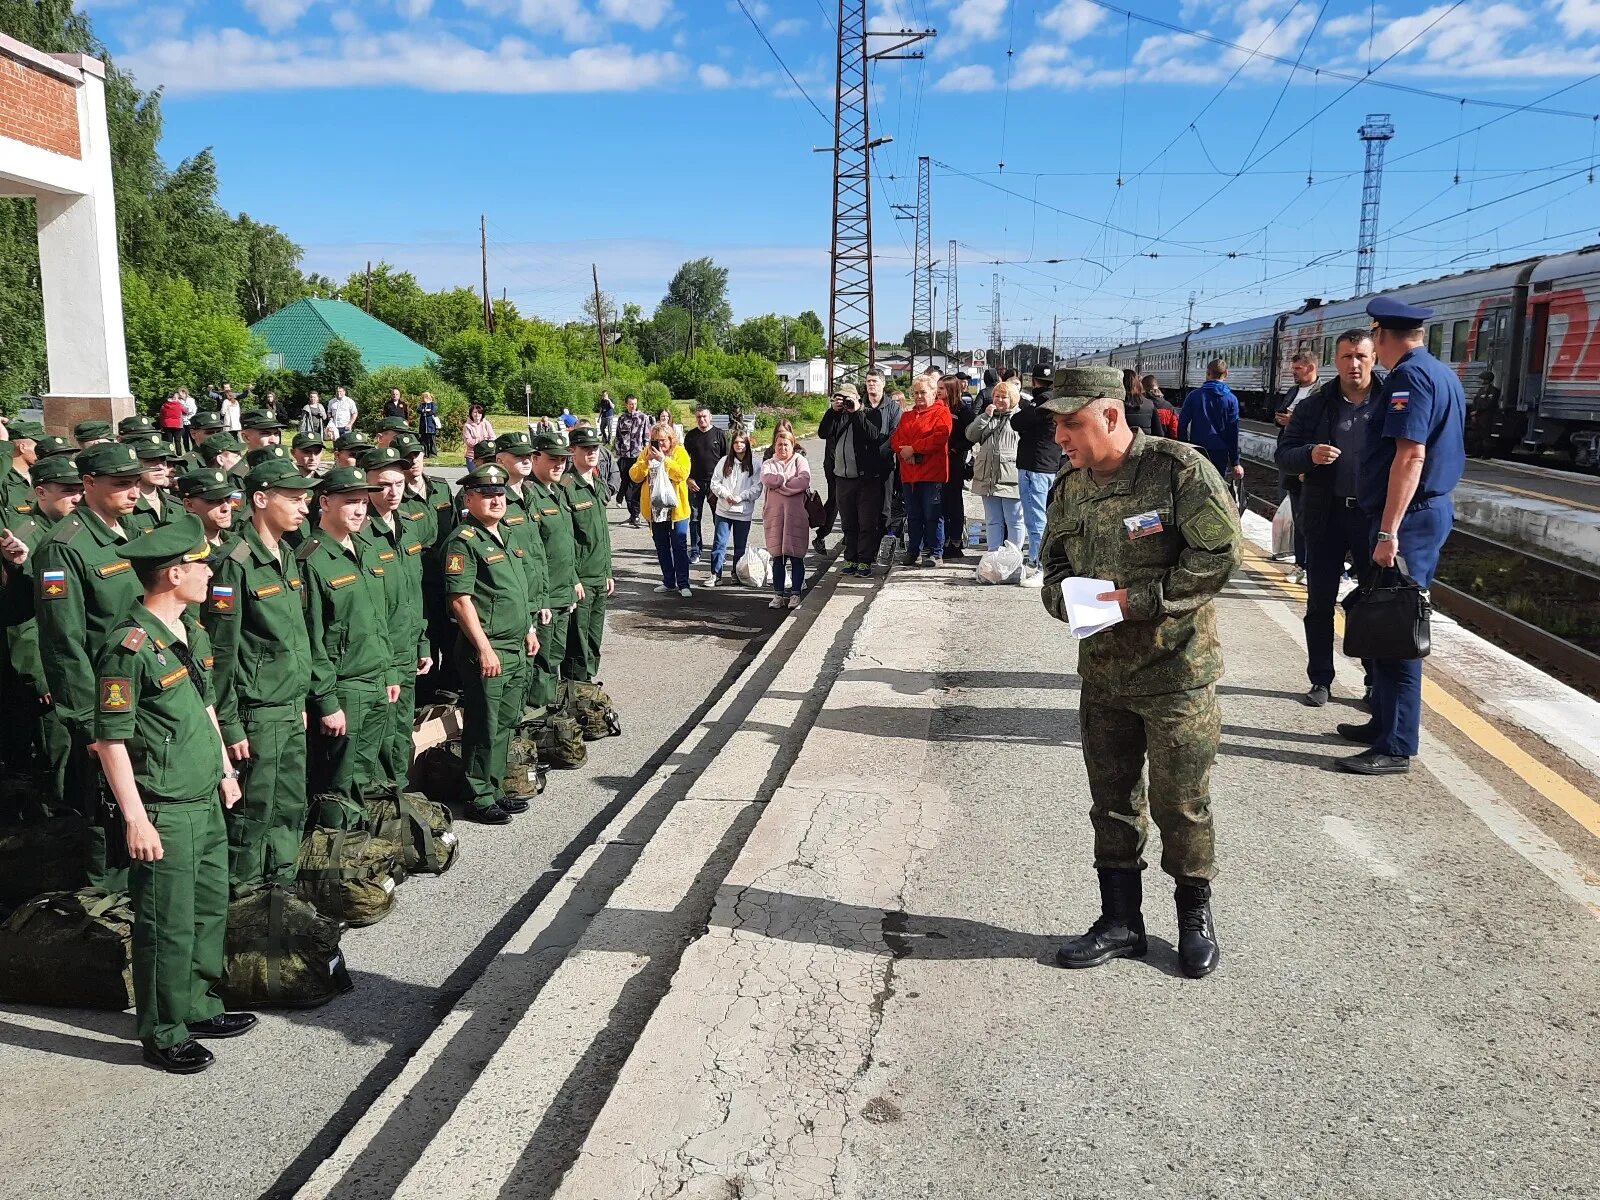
[
  {"xmin": 295, "ymin": 538, "xmax": 321, "ymax": 562},
  {"xmin": 457, "ymin": 526, "xmax": 476, "ymax": 539},
  {"xmin": 119, "ymin": 626, "xmax": 147, "ymax": 652},
  {"xmin": 1144, "ymin": 438, "xmax": 1208, "ymax": 470},
  {"xmin": 227, "ymin": 539, "xmax": 252, "ymax": 563},
  {"xmin": 47, "ymin": 517, "xmax": 83, "ymax": 545}
]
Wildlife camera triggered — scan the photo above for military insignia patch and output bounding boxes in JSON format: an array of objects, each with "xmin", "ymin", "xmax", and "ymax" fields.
[
  {"xmin": 378, "ymin": 550, "xmax": 397, "ymax": 562},
  {"xmin": 40, "ymin": 569, "xmax": 67, "ymax": 599},
  {"xmin": 157, "ymin": 665, "xmax": 189, "ymax": 689},
  {"xmin": 328, "ymin": 573, "xmax": 359, "ymax": 588},
  {"xmin": 445, "ymin": 552, "xmax": 466, "ymax": 576},
  {"xmin": 99, "ymin": 678, "xmax": 133, "ymax": 711},
  {"xmin": 119, "ymin": 626, "xmax": 146, "ymax": 651},
  {"xmin": 210, "ymin": 585, "xmax": 236, "ymax": 612},
  {"xmin": 406, "ymin": 542, "xmax": 424, "ymax": 555},
  {"xmin": 485, "ymin": 551, "xmax": 506, "ymax": 564},
  {"xmin": 1389, "ymin": 390, "xmax": 1410, "ymax": 412}
]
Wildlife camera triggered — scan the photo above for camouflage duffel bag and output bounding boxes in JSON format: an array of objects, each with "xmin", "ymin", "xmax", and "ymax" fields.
[
  {"xmin": 560, "ymin": 680, "xmax": 622, "ymax": 742},
  {"xmin": 517, "ymin": 712, "xmax": 586, "ymax": 770},
  {"xmin": 0, "ymin": 813, "xmax": 92, "ymax": 907},
  {"xmin": 309, "ymin": 791, "xmax": 368, "ymax": 832},
  {"xmin": 409, "ymin": 742, "xmax": 471, "ymax": 809},
  {"xmin": 295, "ymin": 828, "xmax": 402, "ymax": 928},
  {"xmin": 0, "ymin": 888, "xmax": 134, "ymax": 1009},
  {"xmin": 503, "ymin": 729, "xmax": 549, "ymax": 798},
  {"xmin": 361, "ymin": 785, "xmax": 460, "ymax": 876},
  {"xmin": 220, "ymin": 885, "xmax": 353, "ymax": 1010}
]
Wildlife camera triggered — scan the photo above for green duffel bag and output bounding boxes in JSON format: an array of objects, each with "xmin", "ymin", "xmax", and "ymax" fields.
[
  {"xmin": 220, "ymin": 885, "xmax": 353, "ymax": 1010},
  {"xmin": 0, "ymin": 888, "xmax": 134, "ymax": 1010},
  {"xmin": 409, "ymin": 742, "xmax": 471, "ymax": 808},
  {"xmin": 295, "ymin": 828, "xmax": 401, "ymax": 928},
  {"xmin": 560, "ymin": 680, "xmax": 622, "ymax": 742},
  {"xmin": 518, "ymin": 712, "xmax": 586, "ymax": 769},
  {"xmin": 362, "ymin": 786, "xmax": 460, "ymax": 876},
  {"xmin": 0, "ymin": 813, "xmax": 92, "ymax": 907},
  {"xmin": 309, "ymin": 791, "xmax": 367, "ymax": 831}
]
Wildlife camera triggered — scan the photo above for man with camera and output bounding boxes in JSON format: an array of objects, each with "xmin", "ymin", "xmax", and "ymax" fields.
[{"xmin": 818, "ymin": 383, "xmax": 890, "ymax": 577}]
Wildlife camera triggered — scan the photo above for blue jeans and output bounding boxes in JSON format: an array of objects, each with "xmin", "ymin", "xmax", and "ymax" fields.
[
  {"xmin": 902, "ymin": 481, "xmax": 944, "ymax": 558},
  {"xmin": 772, "ymin": 555, "xmax": 805, "ymax": 595},
  {"xmin": 981, "ymin": 495, "xmax": 1024, "ymax": 551},
  {"xmin": 1367, "ymin": 497, "xmax": 1452, "ymax": 758},
  {"xmin": 710, "ymin": 516, "xmax": 750, "ymax": 578},
  {"xmin": 651, "ymin": 518, "xmax": 690, "ymax": 589},
  {"xmin": 1017, "ymin": 469, "xmax": 1051, "ymax": 562}
]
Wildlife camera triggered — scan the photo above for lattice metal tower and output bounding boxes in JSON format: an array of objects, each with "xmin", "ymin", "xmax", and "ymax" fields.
[
  {"xmin": 909, "ymin": 157, "xmax": 935, "ymax": 375},
  {"xmin": 990, "ymin": 273, "xmax": 1003, "ymax": 360},
  {"xmin": 1355, "ymin": 114, "xmax": 1395, "ymax": 296},
  {"xmin": 946, "ymin": 239, "xmax": 959, "ymax": 356}
]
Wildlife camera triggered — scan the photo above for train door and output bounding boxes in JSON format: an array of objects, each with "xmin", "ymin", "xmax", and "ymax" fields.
[
  {"xmin": 1475, "ymin": 305, "xmax": 1513, "ymax": 387},
  {"xmin": 1524, "ymin": 295, "xmax": 1551, "ymax": 415}
]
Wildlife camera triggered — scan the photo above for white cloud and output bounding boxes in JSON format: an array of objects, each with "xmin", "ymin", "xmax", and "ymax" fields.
[
  {"xmin": 598, "ymin": 0, "xmax": 672, "ymax": 30},
  {"xmin": 1037, "ymin": 0, "xmax": 1104, "ymax": 42},
  {"xmin": 394, "ymin": 0, "xmax": 434, "ymax": 17},
  {"xmin": 948, "ymin": 0, "xmax": 1009, "ymax": 40},
  {"xmin": 934, "ymin": 63, "xmax": 998, "ymax": 91},
  {"xmin": 244, "ymin": 0, "xmax": 318, "ymax": 34},
  {"xmin": 329, "ymin": 9, "xmax": 364, "ymax": 34},
  {"xmin": 121, "ymin": 28, "xmax": 688, "ymax": 94},
  {"xmin": 461, "ymin": 0, "xmax": 599, "ymax": 42},
  {"xmin": 1552, "ymin": 0, "xmax": 1600, "ymax": 33},
  {"xmin": 771, "ymin": 17, "xmax": 807, "ymax": 37},
  {"xmin": 699, "ymin": 62, "xmax": 734, "ymax": 86}
]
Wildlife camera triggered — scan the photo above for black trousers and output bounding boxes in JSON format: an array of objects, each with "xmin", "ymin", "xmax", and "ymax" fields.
[
  {"xmin": 940, "ymin": 479, "xmax": 966, "ymax": 549},
  {"xmin": 835, "ymin": 475, "xmax": 885, "ymax": 564},
  {"xmin": 1303, "ymin": 501, "xmax": 1373, "ymax": 688},
  {"xmin": 817, "ymin": 467, "xmax": 838, "ymax": 538},
  {"xmin": 621, "ymin": 474, "xmax": 642, "ymax": 520}
]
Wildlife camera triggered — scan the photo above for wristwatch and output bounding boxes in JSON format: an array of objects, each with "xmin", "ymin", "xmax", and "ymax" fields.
[
  {"xmin": 1375, "ymin": 531, "xmax": 1397, "ymax": 543},
  {"xmin": 223, "ymin": 769, "xmax": 241, "ymax": 780}
]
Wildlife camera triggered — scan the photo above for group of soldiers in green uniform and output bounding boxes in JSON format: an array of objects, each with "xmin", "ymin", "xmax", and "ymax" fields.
[{"xmin": 0, "ymin": 406, "xmax": 616, "ymax": 1072}]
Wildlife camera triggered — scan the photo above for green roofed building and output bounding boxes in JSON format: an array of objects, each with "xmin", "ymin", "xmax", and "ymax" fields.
[{"xmin": 248, "ymin": 298, "xmax": 440, "ymax": 374}]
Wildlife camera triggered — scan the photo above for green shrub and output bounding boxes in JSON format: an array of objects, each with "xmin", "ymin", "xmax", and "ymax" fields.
[
  {"xmin": 506, "ymin": 362, "xmax": 584, "ymax": 418},
  {"xmin": 793, "ymin": 393, "xmax": 830, "ymax": 424},
  {"xmin": 637, "ymin": 380, "xmax": 672, "ymax": 412},
  {"xmin": 345, "ymin": 366, "xmax": 468, "ymax": 448},
  {"xmin": 698, "ymin": 377, "xmax": 750, "ymax": 416}
]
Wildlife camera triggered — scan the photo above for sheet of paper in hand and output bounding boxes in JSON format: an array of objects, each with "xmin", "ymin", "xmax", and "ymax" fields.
[{"xmin": 1060, "ymin": 577, "xmax": 1125, "ymax": 640}]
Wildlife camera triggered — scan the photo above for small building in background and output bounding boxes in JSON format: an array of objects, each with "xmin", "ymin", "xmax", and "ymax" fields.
[{"xmin": 249, "ymin": 297, "xmax": 439, "ymax": 373}]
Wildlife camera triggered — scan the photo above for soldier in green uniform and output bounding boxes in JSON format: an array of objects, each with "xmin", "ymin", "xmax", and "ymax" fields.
[
  {"xmin": 495, "ymin": 431, "xmax": 552, "ymax": 716},
  {"xmin": 118, "ymin": 415, "xmax": 159, "ymax": 442},
  {"xmin": 561, "ymin": 427, "xmax": 615, "ymax": 683},
  {"xmin": 0, "ymin": 421, "xmax": 44, "ymax": 770},
  {"xmin": 36, "ymin": 442, "xmax": 147, "ymax": 889},
  {"xmin": 93, "ymin": 516, "xmax": 256, "ymax": 1074},
  {"xmin": 74, "ymin": 419, "xmax": 114, "ymax": 448},
  {"xmin": 443, "ymin": 464, "xmax": 538, "ymax": 825},
  {"xmin": 0, "ymin": 423, "xmax": 40, "ymax": 518},
  {"xmin": 526, "ymin": 431, "xmax": 578, "ymax": 712},
  {"xmin": 178, "ymin": 413, "xmax": 227, "ymax": 472},
  {"xmin": 198, "ymin": 432, "xmax": 245, "ymax": 477},
  {"xmin": 238, "ymin": 409, "xmax": 284, "ymax": 455},
  {"xmin": 176, "ymin": 468, "xmax": 238, "ymax": 549},
  {"xmin": 0, "ymin": 456, "xmax": 84, "ymax": 808},
  {"xmin": 292, "ymin": 432, "xmax": 329, "ymax": 478},
  {"xmin": 125, "ymin": 441, "xmax": 177, "ymax": 534},
  {"xmin": 246, "ymin": 445, "xmax": 290, "ymax": 471},
  {"xmin": 361, "ymin": 445, "xmax": 430, "ymax": 782},
  {"xmin": 299, "ymin": 466, "xmax": 397, "ymax": 803},
  {"xmin": 333, "ymin": 431, "xmax": 373, "ymax": 469},
  {"xmin": 374, "ymin": 416, "xmax": 410, "ymax": 449},
  {"xmin": 35, "ymin": 434, "xmax": 76, "ymax": 461},
  {"xmin": 1038, "ymin": 366, "xmax": 1240, "ymax": 980},
  {"xmin": 203, "ymin": 460, "xmax": 315, "ymax": 894},
  {"xmin": 390, "ymin": 432, "xmax": 454, "ymax": 698}
]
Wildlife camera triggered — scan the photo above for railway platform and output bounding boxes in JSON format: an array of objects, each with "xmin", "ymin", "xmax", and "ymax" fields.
[{"xmin": 289, "ymin": 512, "xmax": 1600, "ymax": 1200}]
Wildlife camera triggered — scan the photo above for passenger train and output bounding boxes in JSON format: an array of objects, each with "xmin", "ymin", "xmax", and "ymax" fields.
[{"xmin": 1064, "ymin": 244, "xmax": 1600, "ymax": 467}]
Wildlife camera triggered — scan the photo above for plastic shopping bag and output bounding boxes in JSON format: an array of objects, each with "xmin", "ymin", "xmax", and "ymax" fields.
[
  {"xmin": 648, "ymin": 460, "xmax": 677, "ymax": 522},
  {"xmin": 975, "ymin": 540, "xmax": 1025, "ymax": 585},
  {"xmin": 1271, "ymin": 501, "xmax": 1296, "ymax": 560},
  {"xmin": 736, "ymin": 545, "xmax": 772, "ymax": 588}
]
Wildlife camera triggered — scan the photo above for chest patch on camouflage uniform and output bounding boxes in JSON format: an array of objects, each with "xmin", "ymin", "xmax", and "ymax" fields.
[
  {"xmin": 445, "ymin": 552, "xmax": 466, "ymax": 575},
  {"xmin": 1124, "ymin": 511, "xmax": 1164, "ymax": 540},
  {"xmin": 40, "ymin": 569, "xmax": 67, "ymax": 599},
  {"xmin": 100, "ymin": 678, "xmax": 133, "ymax": 711}
]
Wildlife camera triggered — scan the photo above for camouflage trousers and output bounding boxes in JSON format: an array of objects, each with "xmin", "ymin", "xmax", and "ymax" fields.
[{"xmin": 1080, "ymin": 684, "xmax": 1219, "ymax": 883}]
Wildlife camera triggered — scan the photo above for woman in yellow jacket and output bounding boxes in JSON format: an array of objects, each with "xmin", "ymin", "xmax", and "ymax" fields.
[{"xmin": 629, "ymin": 421, "xmax": 694, "ymax": 595}]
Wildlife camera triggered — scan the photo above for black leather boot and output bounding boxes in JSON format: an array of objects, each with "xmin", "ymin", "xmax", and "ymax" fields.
[
  {"xmin": 1054, "ymin": 868, "xmax": 1147, "ymax": 969},
  {"xmin": 1175, "ymin": 882, "xmax": 1220, "ymax": 979}
]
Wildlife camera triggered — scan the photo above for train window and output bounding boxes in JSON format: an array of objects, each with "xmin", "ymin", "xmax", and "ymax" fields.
[
  {"xmin": 1427, "ymin": 324, "xmax": 1443, "ymax": 356},
  {"xmin": 1450, "ymin": 319, "xmax": 1470, "ymax": 362}
]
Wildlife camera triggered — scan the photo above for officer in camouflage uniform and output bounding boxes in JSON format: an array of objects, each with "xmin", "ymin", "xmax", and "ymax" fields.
[
  {"xmin": 1039, "ymin": 366, "xmax": 1240, "ymax": 980},
  {"xmin": 0, "ymin": 455, "xmax": 84, "ymax": 809},
  {"xmin": 443, "ymin": 464, "xmax": 538, "ymax": 825},
  {"xmin": 93, "ymin": 515, "xmax": 256, "ymax": 1074},
  {"xmin": 37, "ymin": 442, "xmax": 147, "ymax": 889},
  {"xmin": 202, "ymin": 460, "xmax": 315, "ymax": 894},
  {"xmin": 561, "ymin": 426, "xmax": 614, "ymax": 683},
  {"xmin": 526, "ymin": 431, "xmax": 577, "ymax": 713},
  {"xmin": 299, "ymin": 466, "xmax": 396, "ymax": 804},
  {"xmin": 361, "ymin": 445, "xmax": 430, "ymax": 782}
]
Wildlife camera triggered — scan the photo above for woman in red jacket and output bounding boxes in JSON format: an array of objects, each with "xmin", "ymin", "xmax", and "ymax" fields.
[{"xmin": 889, "ymin": 374, "xmax": 954, "ymax": 567}]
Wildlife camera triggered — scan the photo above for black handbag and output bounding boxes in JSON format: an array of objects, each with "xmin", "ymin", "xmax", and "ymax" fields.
[{"xmin": 1342, "ymin": 566, "xmax": 1432, "ymax": 660}]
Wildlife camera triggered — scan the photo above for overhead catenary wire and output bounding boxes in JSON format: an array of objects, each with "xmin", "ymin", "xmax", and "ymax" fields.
[{"xmin": 732, "ymin": 0, "xmax": 829, "ymax": 125}]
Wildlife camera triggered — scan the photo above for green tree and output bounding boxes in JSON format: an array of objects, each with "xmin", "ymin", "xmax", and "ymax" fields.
[
  {"xmin": 306, "ymin": 336, "xmax": 366, "ymax": 397},
  {"xmin": 438, "ymin": 329, "xmax": 520, "ymax": 411},
  {"xmin": 236, "ymin": 214, "xmax": 308, "ymax": 324},
  {"xmin": 121, "ymin": 271, "xmax": 263, "ymax": 407},
  {"xmin": 660, "ymin": 257, "xmax": 732, "ymax": 351}
]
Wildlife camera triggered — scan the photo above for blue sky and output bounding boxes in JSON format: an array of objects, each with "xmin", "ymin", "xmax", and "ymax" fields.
[{"xmin": 81, "ymin": 0, "xmax": 1600, "ymax": 351}]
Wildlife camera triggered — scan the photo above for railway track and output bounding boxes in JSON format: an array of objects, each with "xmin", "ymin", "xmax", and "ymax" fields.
[{"xmin": 1238, "ymin": 457, "xmax": 1600, "ymax": 699}]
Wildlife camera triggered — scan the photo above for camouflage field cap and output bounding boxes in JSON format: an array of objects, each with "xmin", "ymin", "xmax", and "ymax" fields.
[{"xmin": 1040, "ymin": 367, "xmax": 1125, "ymax": 416}]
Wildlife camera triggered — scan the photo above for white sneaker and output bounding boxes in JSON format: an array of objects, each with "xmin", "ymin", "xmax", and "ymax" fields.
[
  {"xmin": 679, "ymin": 586, "xmax": 693, "ymax": 597},
  {"xmin": 1020, "ymin": 565, "xmax": 1045, "ymax": 588},
  {"xmin": 704, "ymin": 574, "xmax": 717, "ymax": 588},
  {"xmin": 652, "ymin": 584, "xmax": 670, "ymax": 593},
  {"xmin": 768, "ymin": 596, "xmax": 785, "ymax": 609},
  {"xmin": 1289, "ymin": 568, "xmax": 1306, "ymax": 585},
  {"xmin": 786, "ymin": 594, "xmax": 800, "ymax": 609}
]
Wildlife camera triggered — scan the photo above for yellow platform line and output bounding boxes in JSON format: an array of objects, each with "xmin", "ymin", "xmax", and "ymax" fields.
[
  {"xmin": 1468, "ymin": 480, "xmax": 1600, "ymax": 514},
  {"xmin": 1239, "ymin": 542, "xmax": 1600, "ymax": 839}
]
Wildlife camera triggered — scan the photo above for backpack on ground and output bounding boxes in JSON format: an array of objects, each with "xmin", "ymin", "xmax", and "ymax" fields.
[
  {"xmin": 409, "ymin": 742, "xmax": 471, "ymax": 808},
  {"xmin": 309, "ymin": 791, "xmax": 367, "ymax": 832},
  {"xmin": 0, "ymin": 812, "xmax": 92, "ymax": 908},
  {"xmin": 502, "ymin": 728, "xmax": 549, "ymax": 798},
  {"xmin": 296, "ymin": 828, "xmax": 402, "ymax": 927},
  {"xmin": 518, "ymin": 712, "xmax": 586, "ymax": 769},
  {"xmin": 361, "ymin": 784, "xmax": 460, "ymax": 876},
  {"xmin": 0, "ymin": 888, "xmax": 134, "ymax": 1009},
  {"xmin": 560, "ymin": 679, "xmax": 622, "ymax": 741},
  {"xmin": 220, "ymin": 885, "xmax": 353, "ymax": 1010}
]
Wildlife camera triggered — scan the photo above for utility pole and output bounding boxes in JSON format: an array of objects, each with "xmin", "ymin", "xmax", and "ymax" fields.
[
  {"xmin": 1355, "ymin": 114, "xmax": 1395, "ymax": 296},
  {"xmin": 1050, "ymin": 314, "xmax": 1058, "ymax": 369},
  {"xmin": 592, "ymin": 263, "xmax": 610, "ymax": 378},
  {"xmin": 946, "ymin": 238, "xmax": 959, "ymax": 357},
  {"xmin": 480, "ymin": 215, "xmax": 494, "ymax": 334},
  {"xmin": 823, "ymin": 4, "xmax": 934, "ymax": 386},
  {"xmin": 1187, "ymin": 291, "xmax": 1197, "ymax": 330},
  {"xmin": 897, "ymin": 156, "xmax": 935, "ymax": 375},
  {"xmin": 990, "ymin": 272, "xmax": 1002, "ymax": 362},
  {"xmin": 1131, "ymin": 317, "xmax": 1144, "ymax": 373},
  {"xmin": 364, "ymin": 261, "xmax": 372, "ymax": 313}
]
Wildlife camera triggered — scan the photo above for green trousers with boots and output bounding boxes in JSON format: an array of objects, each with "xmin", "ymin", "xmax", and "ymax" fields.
[
  {"xmin": 310, "ymin": 681, "xmax": 390, "ymax": 803},
  {"xmin": 131, "ymin": 797, "xmax": 228, "ymax": 1050},
  {"xmin": 562, "ymin": 592, "xmax": 606, "ymax": 683},
  {"xmin": 526, "ymin": 609, "xmax": 568, "ymax": 718},
  {"xmin": 380, "ymin": 675, "xmax": 418, "ymax": 788},
  {"xmin": 226, "ymin": 707, "xmax": 307, "ymax": 896},
  {"xmin": 462, "ymin": 640, "xmax": 529, "ymax": 811}
]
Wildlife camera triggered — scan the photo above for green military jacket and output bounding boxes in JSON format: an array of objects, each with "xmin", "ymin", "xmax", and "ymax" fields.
[
  {"xmin": 124, "ymin": 489, "xmax": 175, "ymax": 536},
  {"xmin": 442, "ymin": 515, "xmax": 534, "ymax": 650},
  {"xmin": 1040, "ymin": 431, "xmax": 1241, "ymax": 698},
  {"xmin": 362, "ymin": 513, "xmax": 428, "ymax": 671},
  {"xmin": 0, "ymin": 467, "xmax": 34, "ymax": 523},
  {"xmin": 201, "ymin": 523, "xmax": 312, "ymax": 745},
  {"xmin": 2, "ymin": 510, "xmax": 57, "ymax": 691},
  {"xmin": 36, "ymin": 508, "xmax": 140, "ymax": 728},
  {"xmin": 297, "ymin": 530, "xmax": 395, "ymax": 718},
  {"xmin": 397, "ymin": 488, "xmax": 437, "ymax": 557},
  {"xmin": 561, "ymin": 469, "xmax": 612, "ymax": 586},
  {"xmin": 502, "ymin": 483, "xmax": 550, "ymax": 615},
  {"xmin": 94, "ymin": 605, "xmax": 224, "ymax": 803},
  {"xmin": 527, "ymin": 477, "xmax": 577, "ymax": 607}
]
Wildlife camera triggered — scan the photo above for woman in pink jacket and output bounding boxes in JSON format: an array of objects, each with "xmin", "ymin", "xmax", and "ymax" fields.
[{"xmin": 761, "ymin": 425, "xmax": 812, "ymax": 610}]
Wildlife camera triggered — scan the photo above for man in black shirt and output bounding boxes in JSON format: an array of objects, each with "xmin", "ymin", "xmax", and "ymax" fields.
[
  {"xmin": 682, "ymin": 407, "xmax": 727, "ymax": 564},
  {"xmin": 1010, "ymin": 364, "xmax": 1065, "ymax": 586}
]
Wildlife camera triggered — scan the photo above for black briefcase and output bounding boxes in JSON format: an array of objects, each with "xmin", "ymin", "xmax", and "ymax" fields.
[{"xmin": 1342, "ymin": 566, "xmax": 1432, "ymax": 660}]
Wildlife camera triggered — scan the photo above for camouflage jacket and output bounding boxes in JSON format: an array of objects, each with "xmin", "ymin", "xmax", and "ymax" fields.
[{"xmin": 1040, "ymin": 431, "xmax": 1240, "ymax": 697}]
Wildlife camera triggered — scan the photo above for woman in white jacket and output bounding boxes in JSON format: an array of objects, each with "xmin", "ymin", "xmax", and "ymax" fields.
[{"xmin": 706, "ymin": 430, "xmax": 762, "ymax": 586}]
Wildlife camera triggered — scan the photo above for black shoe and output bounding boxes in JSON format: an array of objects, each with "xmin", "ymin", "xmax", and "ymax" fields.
[
  {"xmin": 187, "ymin": 1012, "xmax": 257, "ymax": 1040},
  {"xmin": 142, "ymin": 1039, "xmax": 214, "ymax": 1074},
  {"xmin": 1304, "ymin": 684, "xmax": 1331, "ymax": 708},
  {"xmin": 1361, "ymin": 686, "xmax": 1374, "ymax": 711},
  {"xmin": 498, "ymin": 794, "xmax": 532, "ymax": 815},
  {"xmin": 1336, "ymin": 720, "xmax": 1379, "ymax": 744},
  {"xmin": 900, "ymin": 551, "xmax": 918, "ymax": 567},
  {"xmin": 1054, "ymin": 868, "xmax": 1148, "ymax": 969},
  {"xmin": 943, "ymin": 546, "xmax": 966, "ymax": 561},
  {"xmin": 1175, "ymin": 883, "xmax": 1220, "ymax": 979},
  {"xmin": 813, "ymin": 534, "xmax": 828, "ymax": 556},
  {"xmin": 464, "ymin": 803, "xmax": 512, "ymax": 825},
  {"xmin": 1336, "ymin": 750, "xmax": 1412, "ymax": 775}
]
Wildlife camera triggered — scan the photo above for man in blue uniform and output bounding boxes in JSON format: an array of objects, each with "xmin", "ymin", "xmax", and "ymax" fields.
[{"xmin": 1337, "ymin": 296, "xmax": 1465, "ymax": 776}]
